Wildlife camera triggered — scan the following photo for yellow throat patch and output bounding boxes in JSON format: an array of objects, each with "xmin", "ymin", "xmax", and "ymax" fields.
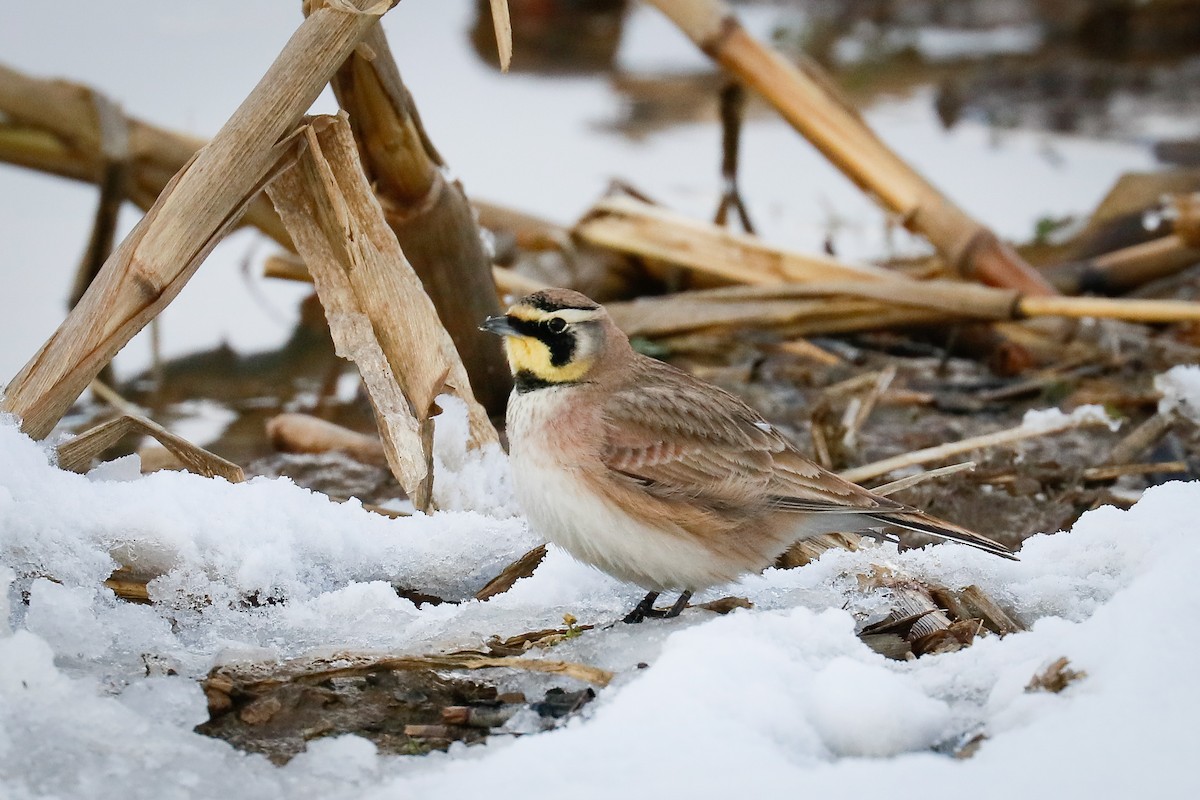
[{"xmin": 503, "ymin": 335, "xmax": 593, "ymax": 384}]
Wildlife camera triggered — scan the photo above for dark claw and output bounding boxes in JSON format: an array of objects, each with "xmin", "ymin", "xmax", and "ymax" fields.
[
  {"xmin": 622, "ymin": 590, "xmax": 692, "ymax": 623},
  {"xmin": 623, "ymin": 591, "xmax": 659, "ymax": 624}
]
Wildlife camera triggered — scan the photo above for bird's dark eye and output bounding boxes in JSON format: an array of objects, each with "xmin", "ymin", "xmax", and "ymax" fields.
[{"xmin": 547, "ymin": 317, "xmax": 567, "ymax": 333}]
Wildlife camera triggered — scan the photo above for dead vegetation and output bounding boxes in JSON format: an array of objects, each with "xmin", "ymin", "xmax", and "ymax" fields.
[
  {"xmin": 199, "ymin": 650, "xmax": 602, "ymax": 763},
  {"xmin": 2, "ymin": 0, "xmax": 1199, "ymax": 766}
]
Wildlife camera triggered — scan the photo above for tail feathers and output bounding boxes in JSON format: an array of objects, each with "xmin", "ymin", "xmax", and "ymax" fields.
[{"xmin": 866, "ymin": 511, "xmax": 1018, "ymax": 561}]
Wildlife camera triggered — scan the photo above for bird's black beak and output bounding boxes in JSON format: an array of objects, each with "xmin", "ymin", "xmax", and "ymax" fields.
[{"xmin": 479, "ymin": 314, "xmax": 519, "ymax": 337}]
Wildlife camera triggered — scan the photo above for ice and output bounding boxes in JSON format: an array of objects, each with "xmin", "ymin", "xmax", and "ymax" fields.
[
  {"xmin": 25, "ymin": 580, "xmax": 113, "ymax": 663},
  {"xmin": 0, "ymin": 564, "xmax": 13, "ymax": 635},
  {"xmin": 2, "ymin": 408, "xmax": 1200, "ymax": 798},
  {"xmin": 118, "ymin": 675, "xmax": 210, "ymax": 730},
  {"xmin": 1155, "ymin": 364, "xmax": 1200, "ymax": 425}
]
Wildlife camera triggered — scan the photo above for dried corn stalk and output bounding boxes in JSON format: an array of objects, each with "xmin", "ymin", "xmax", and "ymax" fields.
[
  {"xmin": 608, "ymin": 281, "xmax": 1200, "ymax": 340},
  {"xmin": 267, "ymin": 115, "xmax": 497, "ymax": 511},
  {"xmin": 577, "ymin": 196, "xmax": 892, "ymax": 286},
  {"xmin": 1045, "ymin": 234, "xmax": 1200, "ymax": 295},
  {"xmin": 838, "ymin": 411, "xmax": 1115, "ymax": 484},
  {"xmin": 266, "ymin": 412, "xmax": 387, "ymax": 466},
  {"xmin": 205, "ymin": 648, "xmax": 613, "ymax": 697},
  {"xmin": 0, "ymin": 62, "xmax": 291, "ymax": 248},
  {"xmin": 488, "ymin": 0, "xmax": 514, "ymax": 72},
  {"xmin": 642, "ymin": 0, "xmax": 1057, "ymax": 296},
  {"xmin": 1, "ymin": 0, "xmax": 396, "ymax": 439},
  {"xmin": 56, "ymin": 413, "xmax": 243, "ymax": 483},
  {"xmin": 310, "ymin": 0, "xmax": 512, "ymax": 414}
]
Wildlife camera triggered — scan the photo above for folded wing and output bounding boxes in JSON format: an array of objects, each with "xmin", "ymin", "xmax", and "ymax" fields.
[{"xmin": 600, "ymin": 358, "xmax": 1018, "ymax": 560}]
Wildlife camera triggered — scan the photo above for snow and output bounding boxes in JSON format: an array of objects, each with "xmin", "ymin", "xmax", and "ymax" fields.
[
  {"xmin": 1018, "ymin": 403, "xmax": 1120, "ymax": 434},
  {"xmin": 1156, "ymin": 364, "xmax": 1200, "ymax": 425},
  {"xmin": 431, "ymin": 395, "xmax": 518, "ymax": 516},
  {"xmin": 835, "ymin": 24, "xmax": 1044, "ymax": 65},
  {"xmin": 1, "ymin": 406, "xmax": 1199, "ymax": 799}
]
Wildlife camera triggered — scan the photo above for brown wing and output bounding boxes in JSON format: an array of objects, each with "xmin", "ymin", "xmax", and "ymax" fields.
[
  {"xmin": 600, "ymin": 358, "xmax": 1016, "ymax": 559},
  {"xmin": 600, "ymin": 357, "xmax": 898, "ymax": 516}
]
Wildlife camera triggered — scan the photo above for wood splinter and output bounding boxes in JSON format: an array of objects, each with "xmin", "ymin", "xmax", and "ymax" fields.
[{"xmin": 266, "ymin": 115, "xmax": 498, "ymax": 512}]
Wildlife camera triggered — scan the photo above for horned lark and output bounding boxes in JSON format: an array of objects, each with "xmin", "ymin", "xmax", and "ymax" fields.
[{"xmin": 481, "ymin": 289, "xmax": 1014, "ymax": 623}]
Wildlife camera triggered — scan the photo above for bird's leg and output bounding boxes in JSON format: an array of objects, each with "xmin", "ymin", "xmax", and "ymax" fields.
[
  {"xmin": 625, "ymin": 591, "xmax": 692, "ymax": 623},
  {"xmin": 663, "ymin": 590, "xmax": 692, "ymax": 619},
  {"xmin": 623, "ymin": 591, "xmax": 660, "ymax": 624}
]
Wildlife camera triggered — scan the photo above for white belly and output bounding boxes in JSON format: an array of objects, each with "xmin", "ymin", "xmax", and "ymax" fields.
[
  {"xmin": 506, "ymin": 388, "xmax": 739, "ymax": 592},
  {"xmin": 512, "ymin": 455, "xmax": 744, "ymax": 591}
]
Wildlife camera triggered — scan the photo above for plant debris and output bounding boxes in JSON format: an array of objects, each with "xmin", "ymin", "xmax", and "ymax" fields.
[
  {"xmin": 199, "ymin": 664, "xmax": 595, "ymax": 764},
  {"xmin": 1026, "ymin": 657, "xmax": 1088, "ymax": 694}
]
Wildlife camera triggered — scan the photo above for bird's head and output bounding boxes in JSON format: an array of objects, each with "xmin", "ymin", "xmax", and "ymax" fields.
[{"xmin": 480, "ymin": 288, "xmax": 619, "ymax": 392}]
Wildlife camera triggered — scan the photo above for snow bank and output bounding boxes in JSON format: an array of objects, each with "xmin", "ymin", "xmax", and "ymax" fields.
[
  {"xmin": 2, "ymin": 415, "xmax": 1199, "ymax": 799},
  {"xmin": 0, "ymin": 415, "xmax": 539, "ymax": 683}
]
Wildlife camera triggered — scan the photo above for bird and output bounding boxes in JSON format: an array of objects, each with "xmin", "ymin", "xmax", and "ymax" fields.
[{"xmin": 480, "ymin": 288, "xmax": 1015, "ymax": 623}]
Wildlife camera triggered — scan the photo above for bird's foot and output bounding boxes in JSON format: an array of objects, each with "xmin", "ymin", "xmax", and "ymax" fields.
[
  {"xmin": 622, "ymin": 591, "xmax": 659, "ymax": 624},
  {"xmin": 622, "ymin": 591, "xmax": 692, "ymax": 623}
]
